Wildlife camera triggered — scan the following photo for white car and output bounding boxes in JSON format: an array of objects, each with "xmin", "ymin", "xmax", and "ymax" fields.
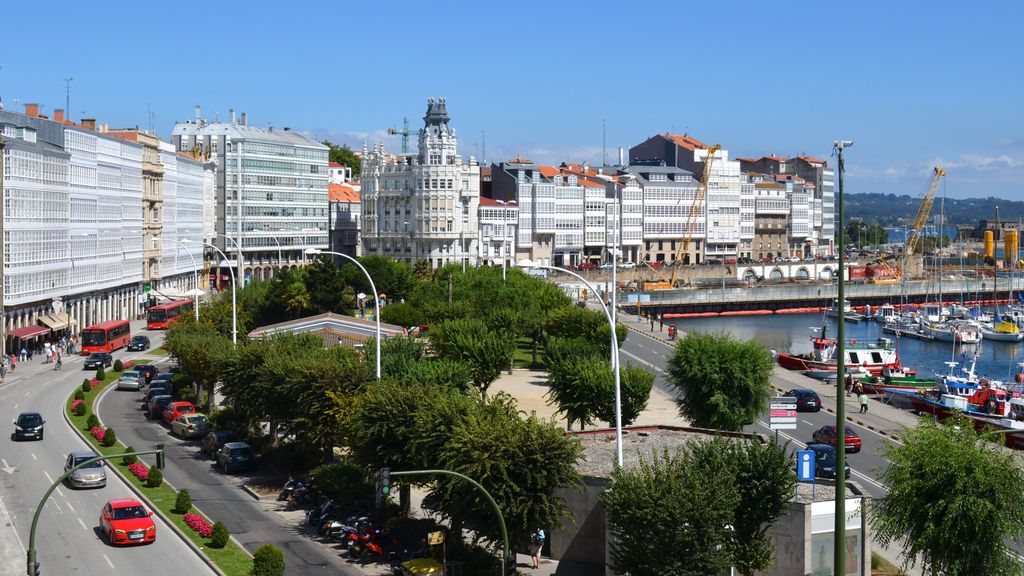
[
  {"xmin": 620, "ymin": 262, "xmax": 637, "ymax": 269},
  {"xmin": 116, "ymin": 371, "xmax": 143, "ymax": 391}
]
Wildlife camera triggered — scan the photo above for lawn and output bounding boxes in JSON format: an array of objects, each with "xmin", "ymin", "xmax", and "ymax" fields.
[
  {"xmin": 512, "ymin": 336, "xmax": 545, "ymax": 369},
  {"xmin": 67, "ymin": 362, "xmax": 253, "ymax": 576}
]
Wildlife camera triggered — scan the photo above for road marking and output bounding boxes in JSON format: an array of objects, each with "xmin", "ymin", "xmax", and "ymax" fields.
[
  {"xmin": 78, "ymin": 517, "xmax": 87, "ymax": 530},
  {"xmin": 30, "ymin": 453, "xmax": 37, "ymax": 461},
  {"xmin": 0, "ymin": 459, "xmax": 15, "ymax": 474},
  {"xmin": 56, "ymin": 487, "xmax": 65, "ymax": 498},
  {"xmin": 620, "ymin": 349, "xmax": 666, "ymax": 374},
  {"xmin": 801, "ymin": 419, "xmax": 813, "ymax": 426},
  {"xmin": 42, "ymin": 470, "xmax": 53, "ymax": 484},
  {"xmin": 13, "ymin": 404, "xmax": 18, "ymax": 410},
  {"xmin": 0, "ymin": 495, "xmax": 27, "ymax": 556},
  {"xmin": 64, "ymin": 501, "xmax": 74, "ymax": 513},
  {"xmin": 103, "ymin": 554, "xmax": 114, "ymax": 568},
  {"xmin": 23, "ymin": 392, "xmax": 29, "ymax": 397}
]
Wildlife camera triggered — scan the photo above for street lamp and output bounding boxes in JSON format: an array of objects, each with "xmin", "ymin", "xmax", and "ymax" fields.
[
  {"xmin": 154, "ymin": 237, "xmax": 200, "ymax": 320},
  {"xmin": 495, "ymin": 200, "xmax": 517, "ymax": 281},
  {"xmin": 306, "ymin": 248, "xmax": 381, "ymax": 380},
  {"xmin": 216, "ymin": 233, "xmax": 243, "ymax": 287},
  {"xmin": 203, "ymin": 241, "xmax": 237, "ymax": 346},
  {"xmin": 517, "ymin": 258, "xmax": 623, "ymax": 466},
  {"xmin": 832, "ymin": 138, "xmax": 853, "ymax": 576}
]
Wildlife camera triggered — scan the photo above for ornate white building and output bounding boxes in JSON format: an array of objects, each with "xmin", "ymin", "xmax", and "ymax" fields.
[{"xmin": 360, "ymin": 98, "xmax": 480, "ymax": 268}]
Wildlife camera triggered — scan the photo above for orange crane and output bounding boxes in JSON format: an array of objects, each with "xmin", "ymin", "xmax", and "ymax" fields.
[
  {"xmin": 871, "ymin": 166, "xmax": 945, "ymax": 282},
  {"xmin": 669, "ymin": 144, "xmax": 721, "ymax": 287}
]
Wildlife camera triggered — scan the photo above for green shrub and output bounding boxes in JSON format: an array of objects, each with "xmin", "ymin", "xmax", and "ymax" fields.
[
  {"xmin": 174, "ymin": 489, "xmax": 192, "ymax": 514},
  {"xmin": 81, "ymin": 379, "xmax": 91, "ymax": 393},
  {"xmin": 251, "ymin": 544, "xmax": 285, "ymax": 576},
  {"xmin": 95, "ymin": 367, "xmax": 105, "ymax": 381},
  {"xmin": 73, "ymin": 389, "xmax": 85, "ymax": 401},
  {"xmin": 86, "ymin": 413, "xmax": 100, "ymax": 430},
  {"xmin": 113, "ymin": 359, "xmax": 124, "ymax": 372},
  {"xmin": 178, "ymin": 386, "xmax": 197, "ymax": 404},
  {"xmin": 73, "ymin": 403, "xmax": 87, "ymax": 417},
  {"xmin": 122, "ymin": 446, "xmax": 138, "ymax": 465},
  {"xmin": 210, "ymin": 521, "xmax": 229, "ymax": 548},
  {"xmin": 311, "ymin": 460, "xmax": 374, "ymax": 510},
  {"xmin": 101, "ymin": 427, "xmax": 117, "ymax": 447},
  {"xmin": 146, "ymin": 467, "xmax": 163, "ymax": 488}
]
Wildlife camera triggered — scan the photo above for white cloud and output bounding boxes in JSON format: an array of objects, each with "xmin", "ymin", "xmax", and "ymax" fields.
[{"xmin": 926, "ymin": 153, "xmax": 1024, "ymax": 171}]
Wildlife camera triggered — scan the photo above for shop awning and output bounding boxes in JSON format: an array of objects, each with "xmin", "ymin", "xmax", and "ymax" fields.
[
  {"xmin": 38, "ymin": 312, "xmax": 76, "ymax": 332},
  {"xmin": 9, "ymin": 325, "xmax": 50, "ymax": 340}
]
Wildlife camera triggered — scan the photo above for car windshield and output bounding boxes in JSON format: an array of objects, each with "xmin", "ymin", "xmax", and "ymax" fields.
[
  {"xmin": 113, "ymin": 505, "xmax": 147, "ymax": 520},
  {"xmin": 82, "ymin": 331, "xmax": 106, "ymax": 346},
  {"xmin": 132, "ymin": 336, "xmax": 146, "ymax": 342},
  {"xmin": 148, "ymin": 309, "xmax": 167, "ymax": 322},
  {"xmin": 178, "ymin": 405, "xmax": 194, "ymax": 414},
  {"xmin": 75, "ymin": 456, "xmax": 103, "ymax": 468},
  {"xmin": 87, "ymin": 353, "xmax": 106, "ymax": 360},
  {"xmin": 188, "ymin": 416, "xmax": 209, "ymax": 425},
  {"xmin": 122, "ymin": 372, "xmax": 140, "ymax": 379},
  {"xmin": 18, "ymin": 414, "xmax": 42, "ymax": 426},
  {"xmin": 230, "ymin": 448, "xmax": 252, "ymax": 458}
]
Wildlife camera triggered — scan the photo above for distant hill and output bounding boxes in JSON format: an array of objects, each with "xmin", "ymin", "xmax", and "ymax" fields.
[{"xmin": 845, "ymin": 193, "xmax": 1024, "ymax": 227}]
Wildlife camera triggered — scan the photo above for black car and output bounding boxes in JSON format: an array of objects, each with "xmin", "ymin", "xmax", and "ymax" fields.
[
  {"xmin": 146, "ymin": 395, "xmax": 174, "ymax": 420},
  {"xmin": 201, "ymin": 430, "xmax": 239, "ymax": 459},
  {"xmin": 127, "ymin": 335, "xmax": 150, "ymax": 352},
  {"xmin": 83, "ymin": 353, "xmax": 113, "ymax": 370},
  {"xmin": 786, "ymin": 388, "xmax": 822, "ymax": 412},
  {"xmin": 806, "ymin": 444, "xmax": 851, "ymax": 479},
  {"xmin": 134, "ymin": 364, "xmax": 159, "ymax": 384},
  {"xmin": 216, "ymin": 442, "xmax": 256, "ymax": 473},
  {"xmin": 151, "ymin": 373, "xmax": 177, "ymax": 395},
  {"xmin": 12, "ymin": 412, "xmax": 45, "ymax": 441},
  {"xmin": 141, "ymin": 387, "xmax": 168, "ymax": 410}
]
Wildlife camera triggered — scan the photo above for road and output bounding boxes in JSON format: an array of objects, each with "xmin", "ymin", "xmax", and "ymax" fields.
[
  {"xmin": 0, "ymin": 335, "xmax": 215, "ymax": 576},
  {"xmin": 95, "ymin": 328, "xmax": 362, "ymax": 576}
]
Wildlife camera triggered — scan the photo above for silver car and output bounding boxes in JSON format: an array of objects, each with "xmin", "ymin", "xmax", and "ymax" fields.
[
  {"xmin": 116, "ymin": 371, "xmax": 143, "ymax": 391},
  {"xmin": 64, "ymin": 450, "xmax": 107, "ymax": 489}
]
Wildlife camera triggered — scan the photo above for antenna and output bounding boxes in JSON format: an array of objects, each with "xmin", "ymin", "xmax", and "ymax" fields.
[
  {"xmin": 146, "ymin": 103, "xmax": 156, "ymax": 132},
  {"xmin": 481, "ymin": 130, "xmax": 486, "ymax": 165},
  {"xmin": 62, "ymin": 76, "xmax": 73, "ymax": 116},
  {"xmin": 602, "ymin": 119, "xmax": 607, "ymax": 166}
]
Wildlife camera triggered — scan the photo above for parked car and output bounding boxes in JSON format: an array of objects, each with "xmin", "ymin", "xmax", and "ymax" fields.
[
  {"xmin": 216, "ymin": 441, "xmax": 256, "ymax": 473},
  {"xmin": 737, "ymin": 256, "xmax": 754, "ymax": 264},
  {"xmin": 126, "ymin": 335, "xmax": 150, "ymax": 352},
  {"xmin": 785, "ymin": 389, "xmax": 822, "ymax": 412},
  {"xmin": 146, "ymin": 395, "xmax": 174, "ymax": 420},
  {"xmin": 99, "ymin": 498, "xmax": 156, "ymax": 545},
  {"xmin": 116, "ymin": 371, "xmax": 144, "ymax": 391},
  {"xmin": 162, "ymin": 401, "xmax": 196, "ymax": 425},
  {"xmin": 171, "ymin": 413, "xmax": 211, "ymax": 439},
  {"xmin": 812, "ymin": 425, "xmax": 862, "ymax": 453},
  {"xmin": 649, "ymin": 261, "xmax": 665, "ymax": 268},
  {"xmin": 134, "ymin": 364, "xmax": 159, "ymax": 384},
  {"xmin": 151, "ymin": 373, "xmax": 178, "ymax": 396},
  {"xmin": 201, "ymin": 430, "xmax": 239, "ymax": 459},
  {"xmin": 619, "ymin": 261, "xmax": 637, "ymax": 269},
  {"xmin": 142, "ymin": 387, "xmax": 168, "ymax": 410},
  {"xmin": 83, "ymin": 353, "xmax": 113, "ymax": 370},
  {"xmin": 806, "ymin": 444, "xmax": 851, "ymax": 479},
  {"xmin": 64, "ymin": 450, "xmax": 107, "ymax": 489},
  {"xmin": 12, "ymin": 412, "xmax": 45, "ymax": 441},
  {"xmin": 577, "ymin": 263, "xmax": 598, "ymax": 271}
]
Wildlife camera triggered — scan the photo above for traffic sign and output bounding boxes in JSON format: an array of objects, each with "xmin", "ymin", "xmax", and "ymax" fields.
[
  {"xmin": 796, "ymin": 450, "xmax": 815, "ymax": 482},
  {"xmin": 770, "ymin": 417, "xmax": 797, "ymax": 424},
  {"xmin": 769, "ymin": 410, "xmax": 797, "ymax": 417},
  {"xmin": 769, "ymin": 423, "xmax": 797, "ymax": 430}
]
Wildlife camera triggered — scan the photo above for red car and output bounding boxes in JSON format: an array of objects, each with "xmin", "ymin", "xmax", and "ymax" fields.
[
  {"xmin": 162, "ymin": 401, "xmax": 196, "ymax": 425},
  {"xmin": 577, "ymin": 263, "xmax": 598, "ymax": 271},
  {"xmin": 811, "ymin": 425, "xmax": 862, "ymax": 454},
  {"xmin": 99, "ymin": 498, "xmax": 156, "ymax": 545}
]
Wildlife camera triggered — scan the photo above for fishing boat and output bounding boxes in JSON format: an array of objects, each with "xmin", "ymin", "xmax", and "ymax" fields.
[
  {"xmin": 776, "ymin": 325, "xmax": 903, "ymax": 376},
  {"xmin": 873, "ymin": 304, "xmax": 899, "ymax": 324},
  {"xmin": 919, "ymin": 319, "xmax": 982, "ymax": 344},
  {"xmin": 857, "ymin": 367, "xmax": 938, "ymax": 394},
  {"xmin": 826, "ymin": 299, "xmax": 865, "ymax": 323},
  {"xmin": 895, "ymin": 386, "xmax": 1024, "ymax": 449}
]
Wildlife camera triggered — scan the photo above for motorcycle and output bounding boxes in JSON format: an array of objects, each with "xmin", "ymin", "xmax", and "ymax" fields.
[
  {"xmin": 307, "ymin": 498, "xmax": 334, "ymax": 530},
  {"xmin": 278, "ymin": 475, "xmax": 301, "ymax": 502}
]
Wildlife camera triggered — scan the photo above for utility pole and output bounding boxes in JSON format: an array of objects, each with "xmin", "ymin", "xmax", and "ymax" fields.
[
  {"xmin": 602, "ymin": 118, "xmax": 607, "ymax": 166},
  {"xmin": 62, "ymin": 77, "xmax": 73, "ymax": 116},
  {"xmin": 832, "ymin": 139, "xmax": 854, "ymax": 576}
]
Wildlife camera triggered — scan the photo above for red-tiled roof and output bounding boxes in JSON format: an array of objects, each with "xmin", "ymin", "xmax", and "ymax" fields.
[
  {"xmin": 577, "ymin": 178, "xmax": 606, "ymax": 189},
  {"xmin": 736, "ymin": 157, "xmax": 756, "ymax": 163},
  {"xmin": 663, "ymin": 133, "xmax": 708, "ymax": 151},
  {"xmin": 539, "ymin": 166, "xmax": 560, "ymax": 178},
  {"xmin": 328, "ymin": 183, "xmax": 360, "ymax": 203},
  {"xmin": 479, "ymin": 197, "xmax": 517, "ymax": 207},
  {"xmin": 795, "ymin": 154, "xmax": 824, "ymax": 165},
  {"xmin": 762, "ymin": 155, "xmax": 787, "ymax": 162},
  {"xmin": 329, "ymin": 161, "xmax": 344, "ymax": 168}
]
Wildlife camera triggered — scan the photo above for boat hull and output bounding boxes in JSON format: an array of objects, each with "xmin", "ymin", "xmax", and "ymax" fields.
[{"xmin": 777, "ymin": 354, "xmax": 890, "ymax": 376}]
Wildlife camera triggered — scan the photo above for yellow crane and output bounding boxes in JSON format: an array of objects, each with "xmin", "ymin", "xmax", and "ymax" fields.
[
  {"xmin": 871, "ymin": 166, "xmax": 946, "ymax": 282},
  {"xmin": 670, "ymin": 144, "xmax": 721, "ymax": 288}
]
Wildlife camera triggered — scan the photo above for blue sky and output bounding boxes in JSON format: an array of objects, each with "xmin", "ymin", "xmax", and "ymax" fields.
[{"xmin": 1, "ymin": 0, "xmax": 1021, "ymax": 200}]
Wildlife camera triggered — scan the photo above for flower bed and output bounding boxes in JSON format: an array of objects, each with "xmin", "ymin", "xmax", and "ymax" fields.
[
  {"xmin": 71, "ymin": 399, "xmax": 84, "ymax": 411},
  {"xmin": 90, "ymin": 426, "xmax": 106, "ymax": 442},
  {"xmin": 184, "ymin": 513, "xmax": 214, "ymax": 538},
  {"xmin": 128, "ymin": 462, "xmax": 150, "ymax": 482},
  {"xmin": 90, "ymin": 378, "xmax": 100, "ymax": 389},
  {"xmin": 123, "ymin": 360, "xmax": 135, "ymax": 369}
]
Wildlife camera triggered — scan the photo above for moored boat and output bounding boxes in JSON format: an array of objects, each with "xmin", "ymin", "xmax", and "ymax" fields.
[{"xmin": 776, "ymin": 325, "xmax": 903, "ymax": 376}]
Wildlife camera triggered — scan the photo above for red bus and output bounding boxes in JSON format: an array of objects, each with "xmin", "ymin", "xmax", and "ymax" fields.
[
  {"xmin": 81, "ymin": 320, "xmax": 132, "ymax": 354},
  {"xmin": 147, "ymin": 299, "xmax": 195, "ymax": 330}
]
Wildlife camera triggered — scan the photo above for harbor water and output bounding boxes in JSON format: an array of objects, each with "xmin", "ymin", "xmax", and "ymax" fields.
[{"xmin": 667, "ymin": 312, "xmax": 1024, "ymax": 383}]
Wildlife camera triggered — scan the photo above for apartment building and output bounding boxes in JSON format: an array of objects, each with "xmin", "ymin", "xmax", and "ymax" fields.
[
  {"xmin": 172, "ymin": 107, "xmax": 329, "ymax": 286},
  {"xmin": 477, "ymin": 197, "xmax": 518, "ymax": 267},
  {"xmin": 329, "ymin": 182, "xmax": 361, "ymax": 259},
  {"xmin": 0, "ymin": 104, "xmax": 202, "ymax": 354},
  {"xmin": 360, "ymin": 98, "xmax": 480, "ymax": 268}
]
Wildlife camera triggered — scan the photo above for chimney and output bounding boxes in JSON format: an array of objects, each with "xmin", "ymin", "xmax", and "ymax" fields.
[
  {"xmin": 54, "ymin": 109, "xmax": 65, "ymax": 123},
  {"xmin": 81, "ymin": 118, "xmax": 96, "ymax": 131},
  {"xmin": 229, "ymin": 108, "xmax": 235, "ymax": 123},
  {"xmin": 24, "ymin": 103, "xmax": 40, "ymax": 117},
  {"xmin": 194, "ymin": 104, "xmax": 201, "ymax": 122},
  {"xmin": 241, "ymin": 112, "xmax": 248, "ymax": 126},
  {"xmin": 99, "ymin": 123, "xmax": 109, "ymax": 133},
  {"xmin": 618, "ymin": 147, "xmax": 624, "ymax": 166}
]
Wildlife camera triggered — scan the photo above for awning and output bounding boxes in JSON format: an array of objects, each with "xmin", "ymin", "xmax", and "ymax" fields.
[
  {"xmin": 9, "ymin": 325, "xmax": 50, "ymax": 340},
  {"xmin": 38, "ymin": 312, "xmax": 76, "ymax": 332}
]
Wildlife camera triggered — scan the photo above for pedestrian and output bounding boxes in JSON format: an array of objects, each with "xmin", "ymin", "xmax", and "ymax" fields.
[
  {"xmin": 859, "ymin": 391, "xmax": 869, "ymax": 414},
  {"xmin": 20, "ymin": 347, "xmax": 27, "ymax": 362},
  {"xmin": 10, "ymin": 354, "xmax": 16, "ymax": 372},
  {"xmin": 845, "ymin": 375, "xmax": 853, "ymax": 397},
  {"xmin": 529, "ymin": 528, "xmax": 545, "ymax": 569}
]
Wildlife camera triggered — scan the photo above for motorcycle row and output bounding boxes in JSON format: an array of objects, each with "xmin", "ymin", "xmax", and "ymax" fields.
[{"xmin": 279, "ymin": 475, "xmax": 431, "ymax": 569}]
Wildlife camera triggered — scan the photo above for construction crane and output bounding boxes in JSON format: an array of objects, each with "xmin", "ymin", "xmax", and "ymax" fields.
[
  {"xmin": 669, "ymin": 144, "xmax": 721, "ymax": 288},
  {"xmin": 871, "ymin": 166, "xmax": 945, "ymax": 282},
  {"xmin": 387, "ymin": 117, "xmax": 414, "ymax": 154}
]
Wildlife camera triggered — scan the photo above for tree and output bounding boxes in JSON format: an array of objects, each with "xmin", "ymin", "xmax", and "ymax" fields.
[
  {"xmin": 165, "ymin": 317, "xmax": 234, "ymax": 411},
  {"xmin": 430, "ymin": 318, "xmax": 516, "ymax": 397},
  {"xmin": 727, "ymin": 439, "xmax": 797, "ymax": 576},
  {"xmin": 303, "ymin": 255, "xmax": 354, "ymax": 314},
  {"xmin": 666, "ymin": 332, "xmax": 773, "ymax": 431},
  {"xmin": 251, "ymin": 543, "xmax": 286, "ymax": 576},
  {"xmin": 870, "ymin": 416, "xmax": 1024, "ymax": 576},
  {"xmin": 322, "ymin": 140, "xmax": 361, "ymax": 175},
  {"xmin": 380, "ymin": 302, "xmax": 423, "ymax": 327}
]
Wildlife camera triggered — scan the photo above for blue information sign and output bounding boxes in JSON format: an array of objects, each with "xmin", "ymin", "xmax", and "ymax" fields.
[{"xmin": 797, "ymin": 450, "xmax": 815, "ymax": 482}]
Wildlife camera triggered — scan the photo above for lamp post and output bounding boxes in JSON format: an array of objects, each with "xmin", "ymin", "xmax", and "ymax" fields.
[
  {"xmin": 268, "ymin": 235, "xmax": 283, "ymax": 267},
  {"xmin": 306, "ymin": 248, "xmax": 381, "ymax": 380},
  {"xmin": 833, "ymin": 138, "xmax": 853, "ymax": 576},
  {"xmin": 216, "ymin": 233, "xmax": 243, "ymax": 287},
  {"xmin": 203, "ymin": 241, "xmax": 237, "ymax": 345},
  {"xmin": 517, "ymin": 259, "xmax": 623, "ymax": 466},
  {"xmin": 155, "ymin": 237, "xmax": 200, "ymax": 320},
  {"xmin": 496, "ymin": 200, "xmax": 516, "ymax": 281}
]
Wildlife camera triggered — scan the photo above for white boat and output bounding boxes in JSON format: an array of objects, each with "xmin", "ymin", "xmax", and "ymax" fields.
[
  {"xmin": 921, "ymin": 303, "xmax": 950, "ymax": 323},
  {"xmin": 873, "ymin": 304, "xmax": 899, "ymax": 323},
  {"xmin": 920, "ymin": 320, "xmax": 982, "ymax": 344},
  {"xmin": 980, "ymin": 320, "xmax": 1024, "ymax": 342},
  {"xmin": 826, "ymin": 299, "xmax": 865, "ymax": 323}
]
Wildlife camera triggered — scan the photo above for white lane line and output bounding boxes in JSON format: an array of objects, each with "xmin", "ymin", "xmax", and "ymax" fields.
[
  {"xmin": 620, "ymin": 349, "xmax": 666, "ymax": 374},
  {"xmin": 43, "ymin": 470, "xmax": 54, "ymax": 484},
  {"xmin": 30, "ymin": 453, "xmax": 37, "ymax": 461},
  {"xmin": 103, "ymin": 554, "xmax": 114, "ymax": 568},
  {"xmin": 56, "ymin": 487, "xmax": 65, "ymax": 498},
  {"xmin": 0, "ymin": 495, "xmax": 27, "ymax": 556},
  {"xmin": 78, "ymin": 517, "xmax": 87, "ymax": 530},
  {"xmin": 64, "ymin": 501, "xmax": 74, "ymax": 513},
  {"xmin": 13, "ymin": 404, "xmax": 18, "ymax": 410},
  {"xmin": 23, "ymin": 392, "xmax": 29, "ymax": 397},
  {"xmin": 801, "ymin": 419, "xmax": 813, "ymax": 426}
]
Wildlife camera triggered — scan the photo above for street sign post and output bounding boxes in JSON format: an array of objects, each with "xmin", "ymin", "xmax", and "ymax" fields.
[
  {"xmin": 769, "ymin": 396, "xmax": 798, "ymax": 430},
  {"xmin": 796, "ymin": 450, "xmax": 815, "ymax": 482}
]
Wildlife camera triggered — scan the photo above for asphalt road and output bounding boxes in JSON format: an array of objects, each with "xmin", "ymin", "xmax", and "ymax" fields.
[
  {"xmin": 94, "ymin": 329, "xmax": 362, "ymax": 576},
  {"xmin": 0, "ymin": 339, "xmax": 215, "ymax": 576}
]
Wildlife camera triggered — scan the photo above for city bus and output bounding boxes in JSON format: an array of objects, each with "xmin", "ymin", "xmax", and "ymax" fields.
[
  {"xmin": 81, "ymin": 320, "xmax": 132, "ymax": 354},
  {"xmin": 147, "ymin": 299, "xmax": 195, "ymax": 330}
]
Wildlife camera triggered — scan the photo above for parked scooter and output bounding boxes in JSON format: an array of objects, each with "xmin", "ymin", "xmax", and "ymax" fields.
[
  {"xmin": 308, "ymin": 498, "xmax": 335, "ymax": 530},
  {"xmin": 278, "ymin": 475, "xmax": 301, "ymax": 501}
]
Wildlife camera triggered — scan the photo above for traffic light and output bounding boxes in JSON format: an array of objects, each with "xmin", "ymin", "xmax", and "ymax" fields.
[
  {"xmin": 155, "ymin": 444, "xmax": 165, "ymax": 470},
  {"xmin": 380, "ymin": 467, "xmax": 391, "ymax": 496}
]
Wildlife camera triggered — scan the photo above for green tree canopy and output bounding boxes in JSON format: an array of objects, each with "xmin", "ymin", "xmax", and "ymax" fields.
[
  {"xmin": 322, "ymin": 140, "xmax": 361, "ymax": 175},
  {"xmin": 665, "ymin": 332, "xmax": 774, "ymax": 431},
  {"xmin": 871, "ymin": 416, "xmax": 1024, "ymax": 576},
  {"xmin": 429, "ymin": 318, "xmax": 516, "ymax": 396}
]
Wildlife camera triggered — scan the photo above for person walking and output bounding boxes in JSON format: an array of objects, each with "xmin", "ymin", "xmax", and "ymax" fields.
[
  {"xmin": 529, "ymin": 528, "xmax": 545, "ymax": 569},
  {"xmin": 859, "ymin": 391, "xmax": 869, "ymax": 414},
  {"xmin": 9, "ymin": 354, "xmax": 16, "ymax": 372},
  {"xmin": 20, "ymin": 347, "xmax": 27, "ymax": 362}
]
